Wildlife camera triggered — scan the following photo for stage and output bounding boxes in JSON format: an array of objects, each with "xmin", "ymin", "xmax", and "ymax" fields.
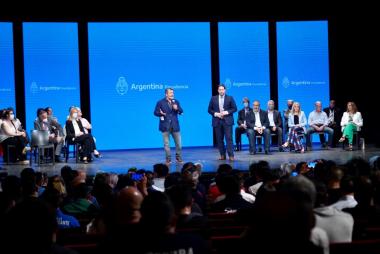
[{"xmin": 1, "ymin": 144, "xmax": 379, "ymax": 177}]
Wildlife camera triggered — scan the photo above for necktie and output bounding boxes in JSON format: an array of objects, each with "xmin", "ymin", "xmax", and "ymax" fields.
[{"xmin": 219, "ymin": 96, "xmax": 224, "ymax": 113}]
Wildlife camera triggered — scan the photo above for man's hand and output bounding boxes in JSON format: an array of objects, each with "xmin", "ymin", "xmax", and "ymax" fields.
[
  {"xmin": 222, "ymin": 111, "xmax": 229, "ymax": 116},
  {"xmin": 272, "ymin": 126, "xmax": 277, "ymax": 131},
  {"xmin": 172, "ymin": 104, "xmax": 178, "ymax": 110},
  {"xmin": 160, "ymin": 109, "xmax": 166, "ymax": 116}
]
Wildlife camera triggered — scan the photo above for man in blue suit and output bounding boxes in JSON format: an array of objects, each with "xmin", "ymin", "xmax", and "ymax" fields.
[
  {"xmin": 208, "ymin": 84, "xmax": 237, "ymax": 161},
  {"xmin": 154, "ymin": 88, "xmax": 183, "ymax": 164}
]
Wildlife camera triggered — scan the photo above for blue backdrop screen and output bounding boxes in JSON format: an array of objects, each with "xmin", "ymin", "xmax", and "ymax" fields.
[
  {"xmin": 0, "ymin": 22, "xmax": 16, "ymax": 111},
  {"xmin": 219, "ymin": 22, "xmax": 270, "ymax": 144},
  {"xmin": 88, "ymin": 22, "xmax": 212, "ymax": 150},
  {"xmin": 23, "ymin": 22, "xmax": 80, "ymax": 133},
  {"xmin": 277, "ymin": 21, "xmax": 330, "ymax": 140}
]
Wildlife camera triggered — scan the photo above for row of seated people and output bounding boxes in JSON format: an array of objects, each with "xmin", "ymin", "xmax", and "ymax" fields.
[
  {"xmin": 1, "ymin": 157, "xmax": 380, "ymax": 253},
  {"xmin": 235, "ymin": 99, "xmax": 363, "ymax": 153},
  {"xmin": 0, "ymin": 106, "xmax": 101, "ymax": 164}
]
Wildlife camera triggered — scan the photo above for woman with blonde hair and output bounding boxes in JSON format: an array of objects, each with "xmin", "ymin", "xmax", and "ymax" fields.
[
  {"xmin": 282, "ymin": 102, "xmax": 307, "ymax": 153},
  {"xmin": 339, "ymin": 102, "xmax": 363, "ymax": 150},
  {"xmin": 65, "ymin": 107, "xmax": 101, "ymax": 163}
]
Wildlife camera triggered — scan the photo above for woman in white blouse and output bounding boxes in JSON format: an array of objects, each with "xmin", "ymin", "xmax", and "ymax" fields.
[
  {"xmin": 0, "ymin": 109, "xmax": 28, "ymax": 163},
  {"xmin": 282, "ymin": 102, "xmax": 307, "ymax": 153},
  {"xmin": 339, "ymin": 102, "xmax": 363, "ymax": 150}
]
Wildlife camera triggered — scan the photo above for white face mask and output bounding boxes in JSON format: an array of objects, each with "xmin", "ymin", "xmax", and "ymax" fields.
[
  {"xmin": 72, "ymin": 113, "xmax": 78, "ymax": 119},
  {"xmin": 42, "ymin": 118, "xmax": 48, "ymax": 123},
  {"xmin": 9, "ymin": 114, "xmax": 15, "ymax": 120},
  {"xmin": 243, "ymin": 102, "xmax": 249, "ymax": 108}
]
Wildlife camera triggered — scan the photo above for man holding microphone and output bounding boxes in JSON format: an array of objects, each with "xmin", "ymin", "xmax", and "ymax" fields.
[{"xmin": 154, "ymin": 88, "xmax": 183, "ymax": 164}]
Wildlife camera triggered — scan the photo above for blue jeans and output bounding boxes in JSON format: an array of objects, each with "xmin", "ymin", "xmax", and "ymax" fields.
[
  {"xmin": 306, "ymin": 126, "xmax": 334, "ymax": 147},
  {"xmin": 162, "ymin": 131, "xmax": 182, "ymax": 160}
]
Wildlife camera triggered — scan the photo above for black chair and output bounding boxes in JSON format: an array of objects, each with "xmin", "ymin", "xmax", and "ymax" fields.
[
  {"xmin": 30, "ymin": 130, "xmax": 55, "ymax": 166},
  {"xmin": 342, "ymin": 130, "xmax": 361, "ymax": 150},
  {"xmin": 63, "ymin": 125, "xmax": 80, "ymax": 163},
  {"xmin": 64, "ymin": 139, "xmax": 80, "ymax": 163}
]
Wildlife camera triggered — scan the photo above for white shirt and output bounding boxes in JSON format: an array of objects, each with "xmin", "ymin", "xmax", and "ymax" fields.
[
  {"xmin": 254, "ymin": 111, "xmax": 262, "ymax": 128},
  {"xmin": 72, "ymin": 120, "xmax": 81, "ymax": 136},
  {"xmin": 327, "ymin": 109, "xmax": 334, "ymax": 124},
  {"xmin": 268, "ymin": 111, "xmax": 275, "ymax": 127},
  {"xmin": 219, "ymin": 96, "xmax": 225, "ymax": 113}
]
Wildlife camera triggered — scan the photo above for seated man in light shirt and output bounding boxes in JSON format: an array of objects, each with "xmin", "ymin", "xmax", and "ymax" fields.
[{"xmin": 306, "ymin": 101, "xmax": 334, "ymax": 150}]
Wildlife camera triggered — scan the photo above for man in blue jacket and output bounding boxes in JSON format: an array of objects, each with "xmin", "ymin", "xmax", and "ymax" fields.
[
  {"xmin": 208, "ymin": 84, "xmax": 237, "ymax": 161},
  {"xmin": 154, "ymin": 88, "xmax": 183, "ymax": 164}
]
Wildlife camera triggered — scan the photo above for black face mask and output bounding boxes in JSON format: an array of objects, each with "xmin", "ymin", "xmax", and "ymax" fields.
[{"xmin": 288, "ymin": 105, "xmax": 292, "ymax": 110}]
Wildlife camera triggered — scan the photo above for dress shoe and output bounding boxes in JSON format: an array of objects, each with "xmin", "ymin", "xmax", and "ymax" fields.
[
  {"xmin": 94, "ymin": 153, "xmax": 102, "ymax": 158},
  {"xmin": 218, "ymin": 155, "xmax": 226, "ymax": 160},
  {"xmin": 176, "ymin": 157, "xmax": 184, "ymax": 163},
  {"xmin": 229, "ymin": 156, "xmax": 235, "ymax": 161},
  {"xmin": 166, "ymin": 159, "xmax": 172, "ymax": 164},
  {"xmin": 339, "ymin": 137, "xmax": 346, "ymax": 143}
]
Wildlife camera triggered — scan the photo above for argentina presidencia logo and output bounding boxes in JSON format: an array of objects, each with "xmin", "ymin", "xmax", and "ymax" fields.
[
  {"xmin": 282, "ymin": 76, "xmax": 290, "ymax": 89},
  {"xmin": 116, "ymin": 76, "xmax": 128, "ymax": 95}
]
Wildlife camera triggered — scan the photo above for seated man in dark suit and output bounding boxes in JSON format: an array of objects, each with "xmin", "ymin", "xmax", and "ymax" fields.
[
  {"xmin": 246, "ymin": 101, "xmax": 271, "ymax": 155},
  {"xmin": 320, "ymin": 100, "xmax": 341, "ymax": 147},
  {"xmin": 235, "ymin": 97, "xmax": 251, "ymax": 151}
]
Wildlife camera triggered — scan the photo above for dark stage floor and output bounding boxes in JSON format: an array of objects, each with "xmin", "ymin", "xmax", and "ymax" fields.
[{"xmin": 1, "ymin": 144, "xmax": 379, "ymax": 177}]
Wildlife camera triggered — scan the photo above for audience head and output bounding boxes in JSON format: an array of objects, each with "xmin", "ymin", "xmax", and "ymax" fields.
[
  {"xmin": 115, "ymin": 186, "xmax": 144, "ymax": 225},
  {"xmin": 153, "ymin": 163, "xmax": 169, "ymax": 178},
  {"xmin": 140, "ymin": 191, "xmax": 176, "ymax": 234}
]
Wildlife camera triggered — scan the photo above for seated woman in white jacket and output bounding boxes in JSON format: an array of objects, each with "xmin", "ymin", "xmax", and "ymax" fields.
[
  {"xmin": 282, "ymin": 102, "xmax": 307, "ymax": 153},
  {"xmin": 339, "ymin": 101, "xmax": 363, "ymax": 150}
]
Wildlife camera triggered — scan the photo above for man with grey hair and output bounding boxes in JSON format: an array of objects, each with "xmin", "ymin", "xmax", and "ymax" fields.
[
  {"xmin": 267, "ymin": 100, "xmax": 284, "ymax": 152},
  {"xmin": 306, "ymin": 101, "xmax": 334, "ymax": 150}
]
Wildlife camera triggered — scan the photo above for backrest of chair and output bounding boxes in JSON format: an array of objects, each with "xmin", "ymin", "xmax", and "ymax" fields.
[{"xmin": 31, "ymin": 130, "xmax": 49, "ymax": 147}]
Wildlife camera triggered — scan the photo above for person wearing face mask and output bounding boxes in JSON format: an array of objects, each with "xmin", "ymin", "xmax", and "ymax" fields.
[
  {"xmin": 34, "ymin": 108, "xmax": 64, "ymax": 162},
  {"xmin": 65, "ymin": 108, "xmax": 101, "ymax": 164},
  {"xmin": 208, "ymin": 84, "xmax": 237, "ymax": 161},
  {"xmin": 266, "ymin": 100, "xmax": 284, "ymax": 152},
  {"xmin": 0, "ymin": 109, "xmax": 29, "ymax": 163},
  {"xmin": 234, "ymin": 97, "xmax": 251, "ymax": 151}
]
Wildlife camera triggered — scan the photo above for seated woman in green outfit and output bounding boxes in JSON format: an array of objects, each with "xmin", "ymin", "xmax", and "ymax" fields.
[{"xmin": 339, "ymin": 101, "xmax": 363, "ymax": 150}]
